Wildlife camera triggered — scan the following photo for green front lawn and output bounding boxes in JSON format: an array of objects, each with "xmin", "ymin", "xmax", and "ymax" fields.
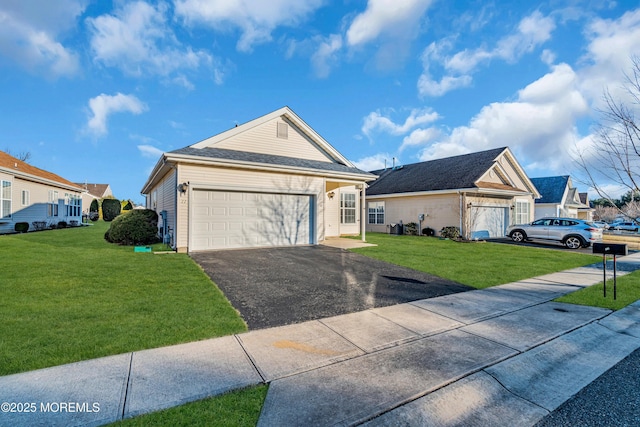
[
  {"xmin": 0, "ymin": 221, "xmax": 246, "ymax": 376},
  {"xmin": 353, "ymin": 233, "xmax": 601, "ymax": 289}
]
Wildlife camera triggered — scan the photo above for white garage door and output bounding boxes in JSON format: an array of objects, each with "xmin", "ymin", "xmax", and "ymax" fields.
[
  {"xmin": 191, "ymin": 190, "xmax": 313, "ymax": 250},
  {"xmin": 471, "ymin": 207, "xmax": 508, "ymax": 239}
]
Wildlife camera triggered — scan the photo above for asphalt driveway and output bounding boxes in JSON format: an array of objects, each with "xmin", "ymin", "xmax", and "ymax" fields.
[{"xmin": 191, "ymin": 245, "xmax": 472, "ymax": 330}]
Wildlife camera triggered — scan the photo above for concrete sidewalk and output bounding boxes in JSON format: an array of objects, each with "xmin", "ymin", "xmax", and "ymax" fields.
[{"xmin": 2, "ymin": 254, "xmax": 640, "ymax": 426}]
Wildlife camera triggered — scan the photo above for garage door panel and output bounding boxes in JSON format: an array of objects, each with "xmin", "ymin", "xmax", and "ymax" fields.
[{"xmin": 191, "ymin": 190, "xmax": 312, "ymax": 250}]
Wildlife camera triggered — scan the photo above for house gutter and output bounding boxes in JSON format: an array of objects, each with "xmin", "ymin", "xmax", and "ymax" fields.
[
  {"xmin": 163, "ymin": 154, "xmax": 377, "ymax": 182},
  {"xmin": 2, "ymin": 167, "xmax": 83, "ymax": 193}
]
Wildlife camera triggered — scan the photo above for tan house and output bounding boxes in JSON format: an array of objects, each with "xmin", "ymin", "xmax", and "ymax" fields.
[
  {"xmin": 75, "ymin": 183, "xmax": 113, "ymax": 214},
  {"xmin": 365, "ymin": 147, "xmax": 540, "ymax": 239},
  {"xmin": 529, "ymin": 176, "xmax": 593, "ymax": 221},
  {"xmin": 141, "ymin": 107, "xmax": 377, "ymax": 252},
  {"xmin": 0, "ymin": 150, "xmax": 83, "ymax": 233}
]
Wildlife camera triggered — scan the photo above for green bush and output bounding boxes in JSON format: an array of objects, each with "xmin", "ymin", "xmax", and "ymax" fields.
[
  {"xmin": 104, "ymin": 209, "xmax": 160, "ymax": 246},
  {"xmin": 89, "ymin": 199, "xmax": 99, "ymax": 222},
  {"xmin": 404, "ymin": 222, "xmax": 418, "ymax": 235},
  {"xmin": 102, "ymin": 198, "xmax": 121, "ymax": 222},
  {"xmin": 440, "ymin": 226, "xmax": 460, "ymax": 239},
  {"xmin": 57, "ymin": 221, "xmax": 68, "ymax": 229},
  {"xmin": 14, "ymin": 222, "xmax": 29, "ymax": 233}
]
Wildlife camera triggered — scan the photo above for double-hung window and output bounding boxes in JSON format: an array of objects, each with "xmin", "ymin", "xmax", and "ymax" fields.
[
  {"xmin": 48, "ymin": 190, "xmax": 59, "ymax": 217},
  {"xmin": 1, "ymin": 180, "xmax": 11, "ymax": 219},
  {"xmin": 514, "ymin": 200, "xmax": 530, "ymax": 225},
  {"xmin": 368, "ymin": 201, "xmax": 385, "ymax": 224},
  {"xmin": 340, "ymin": 192, "xmax": 356, "ymax": 224}
]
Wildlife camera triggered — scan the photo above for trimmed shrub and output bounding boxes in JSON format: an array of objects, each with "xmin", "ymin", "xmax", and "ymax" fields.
[
  {"xmin": 102, "ymin": 198, "xmax": 121, "ymax": 222},
  {"xmin": 422, "ymin": 227, "xmax": 435, "ymax": 237},
  {"xmin": 57, "ymin": 221, "xmax": 68, "ymax": 228},
  {"xmin": 403, "ymin": 222, "xmax": 418, "ymax": 235},
  {"xmin": 89, "ymin": 199, "xmax": 99, "ymax": 222},
  {"xmin": 14, "ymin": 222, "xmax": 29, "ymax": 233},
  {"xmin": 104, "ymin": 209, "xmax": 160, "ymax": 246},
  {"xmin": 440, "ymin": 226, "xmax": 460, "ymax": 239}
]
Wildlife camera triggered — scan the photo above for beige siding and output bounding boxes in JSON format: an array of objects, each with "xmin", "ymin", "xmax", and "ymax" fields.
[
  {"xmin": 367, "ymin": 194, "xmax": 460, "ymax": 235},
  {"xmin": 0, "ymin": 173, "xmax": 83, "ymax": 234},
  {"xmin": 325, "ymin": 191, "xmax": 340, "ymax": 237},
  {"xmin": 207, "ymin": 118, "xmax": 334, "ymax": 162},
  {"xmin": 152, "ymin": 169, "xmax": 177, "ymax": 245},
  {"xmin": 175, "ymin": 164, "xmax": 325, "ymax": 251}
]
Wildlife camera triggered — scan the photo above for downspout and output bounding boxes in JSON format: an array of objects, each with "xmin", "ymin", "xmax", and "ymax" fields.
[
  {"xmin": 360, "ymin": 184, "xmax": 366, "ymax": 242},
  {"xmin": 459, "ymin": 192, "xmax": 463, "ymax": 235}
]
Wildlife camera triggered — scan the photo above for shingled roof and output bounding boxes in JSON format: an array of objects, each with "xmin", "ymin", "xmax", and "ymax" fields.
[
  {"xmin": 0, "ymin": 151, "xmax": 81, "ymax": 191},
  {"xmin": 367, "ymin": 147, "xmax": 509, "ymax": 195},
  {"xmin": 169, "ymin": 146, "xmax": 375, "ymax": 177},
  {"xmin": 529, "ymin": 176, "xmax": 569, "ymax": 204}
]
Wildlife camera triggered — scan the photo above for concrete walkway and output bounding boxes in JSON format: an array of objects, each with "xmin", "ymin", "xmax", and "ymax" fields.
[{"xmin": 2, "ymin": 255, "xmax": 640, "ymax": 426}]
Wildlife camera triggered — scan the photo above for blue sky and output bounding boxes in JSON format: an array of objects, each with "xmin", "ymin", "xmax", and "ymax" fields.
[{"xmin": 1, "ymin": 0, "xmax": 639, "ymax": 204}]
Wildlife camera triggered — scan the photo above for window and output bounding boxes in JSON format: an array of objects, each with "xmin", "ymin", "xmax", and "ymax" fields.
[
  {"xmin": 514, "ymin": 200, "xmax": 529, "ymax": 225},
  {"xmin": 368, "ymin": 201, "xmax": 385, "ymax": 225},
  {"xmin": 66, "ymin": 193, "xmax": 81, "ymax": 217},
  {"xmin": 340, "ymin": 192, "xmax": 356, "ymax": 224},
  {"xmin": 21, "ymin": 190, "xmax": 29, "ymax": 206},
  {"xmin": 277, "ymin": 122, "xmax": 288, "ymax": 139},
  {"xmin": 48, "ymin": 190, "xmax": 58, "ymax": 217},
  {"xmin": 1, "ymin": 180, "xmax": 11, "ymax": 219}
]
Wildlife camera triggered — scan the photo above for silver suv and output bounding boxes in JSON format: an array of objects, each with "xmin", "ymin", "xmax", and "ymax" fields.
[{"xmin": 506, "ymin": 217, "xmax": 603, "ymax": 249}]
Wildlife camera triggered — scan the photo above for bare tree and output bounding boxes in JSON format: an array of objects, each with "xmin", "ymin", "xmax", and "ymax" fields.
[
  {"xmin": 593, "ymin": 205, "xmax": 618, "ymax": 222},
  {"xmin": 3, "ymin": 148, "xmax": 31, "ymax": 163},
  {"xmin": 574, "ymin": 57, "xmax": 640, "ymax": 213}
]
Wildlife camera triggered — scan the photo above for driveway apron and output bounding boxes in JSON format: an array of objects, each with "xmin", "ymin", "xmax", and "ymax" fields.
[{"xmin": 191, "ymin": 245, "xmax": 472, "ymax": 330}]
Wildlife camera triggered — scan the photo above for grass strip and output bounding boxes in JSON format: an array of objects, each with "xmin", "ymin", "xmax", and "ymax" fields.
[{"xmin": 0, "ymin": 221, "xmax": 246, "ymax": 375}]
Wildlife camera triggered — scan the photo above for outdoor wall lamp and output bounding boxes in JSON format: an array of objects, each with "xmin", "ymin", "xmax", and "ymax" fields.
[
  {"xmin": 328, "ymin": 191, "xmax": 335, "ymax": 199},
  {"xmin": 178, "ymin": 182, "xmax": 188, "ymax": 193}
]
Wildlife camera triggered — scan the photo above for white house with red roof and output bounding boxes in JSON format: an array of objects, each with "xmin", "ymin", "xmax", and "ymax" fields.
[{"xmin": 0, "ymin": 150, "xmax": 84, "ymax": 233}]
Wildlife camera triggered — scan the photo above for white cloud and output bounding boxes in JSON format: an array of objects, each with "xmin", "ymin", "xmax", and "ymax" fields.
[
  {"xmin": 86, "ymin": 93, "xmax": 148, "ymax": 137},
  {"xmin": 310, "ymin": 34, "xmax": 342, "ymax": 78},
  {"xmin": 138, "ymin": 144, "xmax": 164, "ymax": 158},
  {"xmin": 0, "ymin": 0, "xmax": 85, "ymax": 77},
  {"xmin": 174, "ymin": 0, "xmax": 324, "ymax": 52},
  {"xmin": 346, "ymin": 0, "xmax": 433, "ymax": 47},
  {"xmin": 87, "ymin": 1, "xmax": 215, "ymax": 81},
  {"xmin": 418, "ymin": 11, "xmax": 556, "ymax": 97},
  {"xmin": 578, "ymin": 9, "xmax": 640, "ymax": 109},
  {"xmin": 400, "ymin": 127, "xmax": 441, "ymax": 152},
  {"xmin": 420, "ymin": 63, "xmax": 588, "ymax": 172},
  {"xmin": 352, "ymin": 153, "xmax": 394, "ymax": 171},
  {"xmin": 362, "ymin": 108, "xmax": 440, "ymax": 138}
]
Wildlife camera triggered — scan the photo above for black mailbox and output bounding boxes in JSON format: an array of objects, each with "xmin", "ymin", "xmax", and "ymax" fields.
[{"xmin": 593, "ymin": 243, "xmax": 628, "ymax": 256}]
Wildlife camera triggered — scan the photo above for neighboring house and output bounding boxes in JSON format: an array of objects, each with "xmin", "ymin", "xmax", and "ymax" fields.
[
  {"xmin": 75, "ymin": 183, "xmax": 113, "ymax": 214},
  {"xmin": 529, "ymin": 176, "xmax": 593, "ymax": 220},
  {"xmin": 141, "ymin": 107, "xmax": 377, "ymax": 252},
  {"xmin": 0, "ymin": 150, "xmax": 83, "ymax": 234},
  {"xmin": 366, "ymin": 147, "xmax": 540, "ymax": 239},
  {"xmin": 578, "ymin": 192, "xmax": 595, "ymax": 221}
]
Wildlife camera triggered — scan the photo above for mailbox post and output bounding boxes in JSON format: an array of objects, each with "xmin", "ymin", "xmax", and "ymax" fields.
[{"xmin": 592, "ymin": 243, "xmax": 628, "ymax": 300}]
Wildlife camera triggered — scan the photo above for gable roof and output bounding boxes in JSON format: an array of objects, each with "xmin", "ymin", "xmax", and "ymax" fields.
[
  {"xmin": 367, "ymin": 147, "xmax": 534, "ymax": 196},
  {"xmin": 168, "ymin": 146, "xmax": 374, "ymax": 177},
  {"xmin": 141, "ymin": 107, "xmax": 376, "ymax": 194},
  {"xmin": 530, "ymin": 176, "xmax": 570, "ymax": 204},
  {"xmin": 0, "ymin": 151, "xmax": 82, "ymax": 191},
  {"xmin": 190, "ymin": 106, "xmax": 354, "ymax": 166},
  {"xmin": 75, "ymin": 183, "xmax": 111, "ymax": 198}
]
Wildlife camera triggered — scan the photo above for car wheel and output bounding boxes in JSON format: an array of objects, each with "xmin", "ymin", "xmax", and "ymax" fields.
[
  {"xmin": 564, "ymin": 236, "xmax": 583, "ymax": 249},
  {"xmin": 510, "ymin": 230, "xmax": 526, "ymax": 242}
]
